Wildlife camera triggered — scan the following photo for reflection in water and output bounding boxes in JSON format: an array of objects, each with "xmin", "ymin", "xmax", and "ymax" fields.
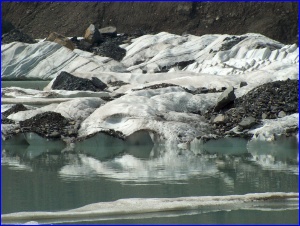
[
  {"xmin": 247, "ymin": 136, "xmax": 299, "ymax": 174},
  {"xmin": 59, "ymin": 152, "xmax": 220, "ymax": 183},
  {"xmin": 1, "ymin": 136, "xmax": 298, "ymax": 224},
  {"xmin": 2, "ymin": 136, "xmax": 298, "ymax": 182}
]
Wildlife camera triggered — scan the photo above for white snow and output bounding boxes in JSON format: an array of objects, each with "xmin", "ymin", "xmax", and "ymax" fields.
[
  {"xmin": 248, "ymin": 113, "xmax": 299, "ymax": 142},
  {"xmin": 7, "ymin": 97, "xmax": 104, "ymax": 122},
  {"xmin": 1, "ymin": 32, "xmax": 298, "ymax": 145}
]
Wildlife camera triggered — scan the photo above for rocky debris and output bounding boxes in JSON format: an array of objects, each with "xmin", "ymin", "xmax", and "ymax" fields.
[
  {"xmin": 219, "ymin": 36, "xmax": 247, "ymax": 51},
  {"xmin": 132, "ymin": 83, "xmax": 178, "ymax": 91},
  {"xmin": 158, "ymin": 60, "xmax": 196, "ymax": 73},
  {"xmin": 77, "ymin": 129, "xmax": 126, "ymax": 142},
  {"xmin": 2, "ymin": 20, "xmax": 14, "ymax": 34},
  {"xmin": 19, "ymin": 111, "xmax": 77, "ymax": 139},
  {"xmin": 185, "ymin": 87, "xmax": 223, "ymax": 95},
  {"xmin": 2, "ymin": 117, "xmax": 15, "ymax": 124},
  {"xmin": 46, "ymin": 32, "xmax": 75, "ymax": 50},
  {"xmin": 84, "ymin": 24, "xmax": 103, "ymax": 45},
  {"xmin": 214, "ymin": 86, "xmax": 236, "ymax": 112},
  {"xmin": 99, "ymin": 26, "xmax": 117, "ymax": 37},
  {"xmin": 51, "ymin": 71, "xmax": 107, "ymax": 92},
  {"xmin": 69, "ymin": 26, "xmax": 132, "ymax": 61},
  {"xmin": 234, "ymin": 79, "xmax": 298, "ymax": 120},
  {"xmin": 252, "ymin": 42, "xmax": 283, "ymax": 51},
  {"xmin": 238, "ymin": 116, "xmax": 257, "ymax": 130},
  {"xmin": 2, "ymin": 28, "xmax": 37, "ymax": 44},
  {"xmin": 132, "ymin": 83, "xmax": 223, "ymax": 95},
  {"xmin": 108, "ymin": 80, "xmax": 129, "ymax": 87},
  {"xmin": 2, "ymin": 104, "xmax": 28, "ymax": 118},
  {"xmin": 205, "ymin": 79, "xmax": 298, "ymax": 138},
  {"xmin": 92, "ymin": 41, "xmax": 126, "ymax": 61}
]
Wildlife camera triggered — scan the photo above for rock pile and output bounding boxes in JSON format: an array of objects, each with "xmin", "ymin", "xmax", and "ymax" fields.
[
  {"xmin": 69, "ymin": 25, "xmax": 128, "ymax": 61},
  {"xmin": 235, "ymin": 79, "xmax": 298, "ymax": 119},
  {"xmin": 92, "ymin": 41, "xmax": 126, "ymax": 61},
  {"xmin": 51, "ymin": 71, "xmax": 107, "ymax": 92},
  {"xmin": 205, "ymin": 79, "xmax": 298, "ymax": 137},
  {"xmin": 19, "ymin": 111, "xmax": 77, "ymax": 139}
]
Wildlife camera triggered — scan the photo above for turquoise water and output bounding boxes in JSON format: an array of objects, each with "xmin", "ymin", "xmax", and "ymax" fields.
[
  {"xmin": 2, "ymin": 81, "xmax": 50, "ymax": 90},
  {"xmin": 1, "ymin": 138, "xmax": 298, "ymax": 224}
]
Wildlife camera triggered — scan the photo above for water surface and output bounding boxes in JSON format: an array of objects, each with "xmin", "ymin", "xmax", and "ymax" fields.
[{"xmin": 1, "ymin": 137, "xmax": 298, "ymax": 224}]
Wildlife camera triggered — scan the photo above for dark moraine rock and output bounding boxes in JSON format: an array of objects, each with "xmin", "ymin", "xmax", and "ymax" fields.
[
  {"xmin": 92, "ymin": 41, "xmax": 126, "ymax": 61},
  {"xmin": 76, "ymin": 129, "xmax": 126, "ymax": 142},
  {"xmin": 157, "ymin": 60, "xmax": 195, "ymax": 73},
  {"xmin": 204, "ymin": 79, "xmax": 298, "ymax": 138},
  {"xmin": 70, "ymin": 37, "xmax": 92, "ymax": 51},
  {"xmin": 214, "ymin": 86, "xmax": 236, "ymax": 112},
  {"xmin": 238, "ymin": 116, "xmax": 257, "ymax": 130},
  {"xmin": 84, "ymin": 24, "xmax": 103, "ymax": 45},
  {"xmin": 184, "ymin": 87, "xmax": 221, "ymax": 94},
  {"xmin": 51, "ymin": 71, "xmax": 107, "ymax": 92},
  {"xmin": 219, "ymin": 36, "xmax": 247, "ymax": 51},
  {"xmin": 234, "ymin": 79, "xmax": 298, "ymax": 120},
  {"xmin": 91, "ymin": 77, "xmax": 108, "ymax": 90},
  {"xmin": 132, "ymin": 83, "xmax": 178, "ymax": 91},
  {"xmin": 2, "ymin": 117, "xmax": 15, "ymax": 124},
  {"xmin": 2, "ymin": 104, "xmax": 28, "ymax": 118},
  {"xmin": 2, "ymin": 28, "xmax": 37, "ymax": 44},
  {"xmin": 19, "ymin": 111, "xmax": 71, "ymax": 138},
  {"xmin": 240, "ymin": 81, "xmax": 248, "ymax": 88},
  {"xmin": 108, "ymin": 80, "xmax": 130, "ymax": 87}
]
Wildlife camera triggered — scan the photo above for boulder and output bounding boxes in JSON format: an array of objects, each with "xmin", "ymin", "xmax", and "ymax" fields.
[
  {"xmin": 278, "ymin": 111, "xmax": 286, "ymax": 118},
  {"xmin": 46, "ymin": 32, "xmax": 75, "ymax": 50},
  {"xmin": 70, "ymin": 36, "xmax": 93, "ymax": 51},
  {"xmin": 92, "ymin": 41, "xmax": 126, "ymax": 61},
  {"xmin": 213, "ymin": 114, "xmax": 226, "ymax": 124},
  {"xmin": 84, "ymin": 24, "xmax": 103, "ymax": 44},
  {"xmin": 214, "ymin": 86, "xmax": 236, "ymax": 111},
  {"xmin": 240, "ymin": 81, "xmax": 248, "ymax": 88},
  {"xmin": 238, "ymin": 116, "xmax": 256, "ymax": 129},
  {"xmin": 91, "ymin": 77, "xmax": 108, "ymax": 90},
  {"xmin": 52, "ymin": 71, "xmax": 106, "ymax": 92},
  {"xmin": 99, "ymin": 26, "xmax": 117, "ymax": 37},
  {"xmin": 262, "ymin": 113, "xmax": 268, "ymax": 119}
]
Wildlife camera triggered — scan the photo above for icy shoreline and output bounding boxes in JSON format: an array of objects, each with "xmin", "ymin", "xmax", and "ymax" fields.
[{"xmin": 1, "ymin": 32, "xmax": 298, "ymax": 150}]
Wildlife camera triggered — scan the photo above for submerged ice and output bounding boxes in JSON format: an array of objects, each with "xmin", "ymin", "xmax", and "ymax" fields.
[{"xmin": 2, "ymin": 192, "xmax": 298, "ymax": 224}]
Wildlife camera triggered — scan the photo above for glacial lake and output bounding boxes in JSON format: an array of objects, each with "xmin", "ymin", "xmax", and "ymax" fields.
[
  {"xmin": 1, "ymin": 137, "xmax": 298, "ymax": 224},
  {"xmin": 2, "ymin": 80, "xmax": 50, "ymax": 90}
]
